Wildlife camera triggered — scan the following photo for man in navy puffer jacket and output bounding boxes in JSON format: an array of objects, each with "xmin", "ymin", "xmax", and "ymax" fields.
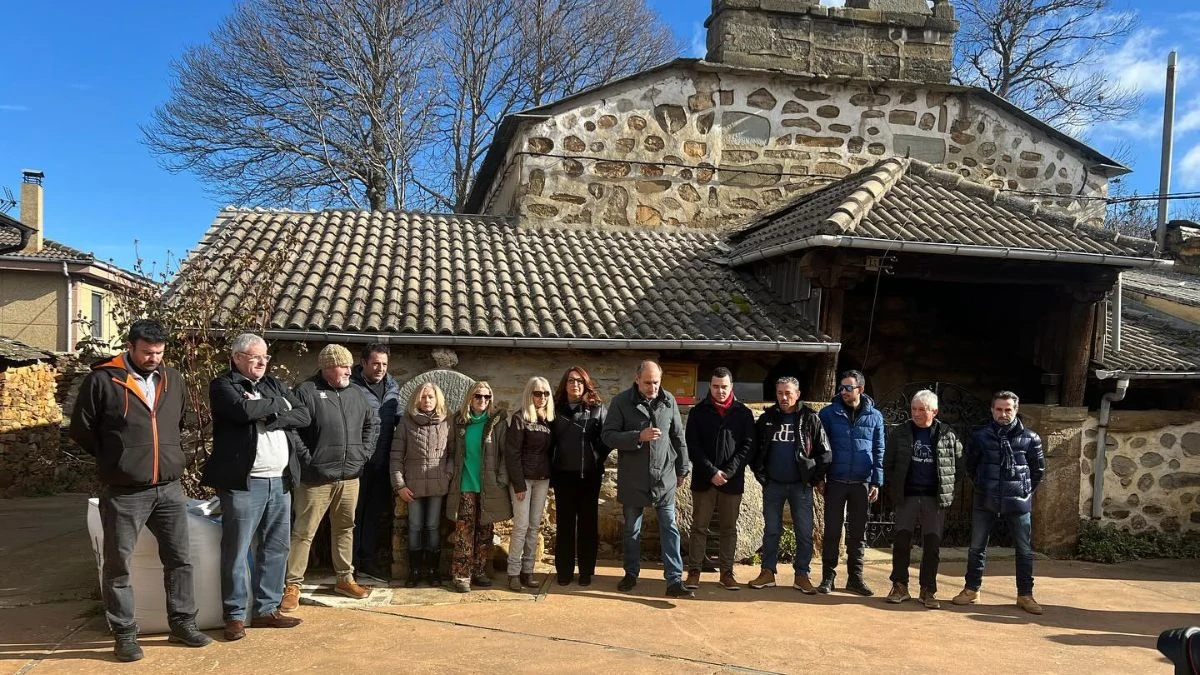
[
  {"xmin": 817, "ymin": 370, "xmax": 885, "ymax": 596},
  {"xmin": 952, "ymin": 390, "xmax": 1045, "ymax": 615}
]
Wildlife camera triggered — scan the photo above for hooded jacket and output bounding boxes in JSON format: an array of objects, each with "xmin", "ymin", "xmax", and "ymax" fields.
[
  {"xmin": 819, "ymin": 394, "xmax": 886, "ymax": 486},
  {"xmin": 69, "ymin": 353, "xmax": 187, "ymax": 487}
]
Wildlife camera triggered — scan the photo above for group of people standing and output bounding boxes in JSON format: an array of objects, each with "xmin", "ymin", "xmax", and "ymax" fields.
[{"xmin": 70, "ymin": 320, "xmax": 1046, "ymax": 665}]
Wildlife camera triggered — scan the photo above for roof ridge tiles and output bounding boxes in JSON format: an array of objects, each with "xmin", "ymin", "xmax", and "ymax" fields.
[{"xmin": 824, "ymin": 157, "xmax": 909, "ymax": 234}]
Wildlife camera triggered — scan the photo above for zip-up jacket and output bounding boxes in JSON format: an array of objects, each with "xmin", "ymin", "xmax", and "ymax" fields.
[
  {"xmin": 349, "ymin": 366, "xmax": 400, "ymax": 470},
  {"xmin": 291, "ymin": 373, "xmax": 378, "ymax": 484},
  {"xmin": 967, "ymin": 418, "xmax": 1044, "ymax": 514},
  {"xmin": 686, "ymin": 396, "xmax": 755, "ymax": 494},
  {"xmin": 505, "ymin": 413, "xmax": 553, "ymax": 493},
  {"xmin": 819, "ymin": 394, "xmax": 886, "ymax": 486},
  {"xmin": 751, "ymin": 403, "xmax": 832, "ymax": 487},
  {"xmin": 202, "ymin": 365, "xmax": 312, "ymax": 491},
  {"xmin": 550, "ymin": 402, "xmax": 609, "ymax": 476},
  {"xmin": 883, "ymin": 419, "xmax": 962, "ymax": 508},
  {"xmin": 69, "ymin": 353, "xmax": 187, "ymax": 487},
  {"xmin": 601, "ymin": 385, "xmax": 689, "ymax": 508}
]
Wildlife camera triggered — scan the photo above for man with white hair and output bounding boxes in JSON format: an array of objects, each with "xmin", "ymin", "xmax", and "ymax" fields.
[
  {"xmin": 204, "ymin": 333, "xmax": 310, "ymax": 640},
  {"xmin": 882, "ymin": 389, "xmax": 961, "ymax": 609}
]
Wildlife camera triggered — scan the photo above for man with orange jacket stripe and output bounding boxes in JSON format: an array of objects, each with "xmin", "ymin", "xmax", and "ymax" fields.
[{"xmin": 70, "ymin": 319, "xmax": 212, "ymax": 662}]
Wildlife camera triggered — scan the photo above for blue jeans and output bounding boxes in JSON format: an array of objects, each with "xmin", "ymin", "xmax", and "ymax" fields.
[
  {"xmin": 761, "ymin": 481, "xmax": 814, "ymax": 575},
  {"xmin": 407, "ymin": 495, "xmax": 445, "ymax": 552},
  {"xmin": 965, "ymin": 508, "xmax": 1034, "ymax": 595},
  {"xmin": 623, "ymin": 500, "xmax": 684, "ymax": 585},
  {"xmin": 218, "ymin": 477, "xmax": 290, "ymax": 621}
]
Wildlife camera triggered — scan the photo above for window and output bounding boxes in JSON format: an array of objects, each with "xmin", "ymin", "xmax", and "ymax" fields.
[{"xmin": 91, "ymin": 293, "xmax": 103, "ymax": 339}]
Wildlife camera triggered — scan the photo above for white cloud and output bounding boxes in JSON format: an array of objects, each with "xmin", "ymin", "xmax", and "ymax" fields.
[
  {"xmin": 0, "ymin": 104, "xmax": 29, "ymax": 112},
  {"xmin": 1179, "ymin": 144, "xmax": 1200, "ymax": 189},
  {"xmin": 688, "ymin": 21, "xmax": 705, "ymax": 58},
  {"xmin": 1178, "ymin": 103, "xmax": 1200, "ymax": 135},
  {"xmin": 1103, "ymin": 28, "xmax": 1173, "ymax": 95}
]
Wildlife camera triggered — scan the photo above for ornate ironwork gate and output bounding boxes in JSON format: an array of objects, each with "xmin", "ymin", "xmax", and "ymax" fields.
[{"xmin": 869, "ymin": 382, "xmax": 1010, "ymax": 547}]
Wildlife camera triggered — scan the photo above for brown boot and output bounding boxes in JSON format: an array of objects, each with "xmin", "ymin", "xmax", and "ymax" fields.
[
  {"xmin": 749, "ymin": 568, "xmax": 776, "ymax": 589},
  {"xmin": 335, "ymin": 578, "xmax": 371, "ymax": 600},
  {"xmin": 951, "ymin": 588, "xmax": 978, "ymax": 605},
  {"xmin": 792, "ymin": 575, "xmax": 816, "ymax": 594},
  {"xmin": 886, "ymin": 582, "xmax": 910, "ymax": 604},
  {"xmin": 280, "ymin": 584, "xmax": 301, "ymax": 612},
  {"xmin": 1017, "ymin": 595, "xmax": 1044, "ymax": 615},
  {"xmin": 719, "ymin": 571, "xmax": 741, "ymax": 591},
  {"xmin": 684, "ymin": 570, "xmax": 701, "ymax": 590}
]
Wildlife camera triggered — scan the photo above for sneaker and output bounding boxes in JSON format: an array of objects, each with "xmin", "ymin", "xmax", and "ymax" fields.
[
  {"xmin": 719, "ymin": 571, "xmax": 741, "ymax": 590},
  {"xmin": 684, "ymin": 570, "xmax": 701, "ymax": 590},
  {"xmin": 509, "ymin": 575, "xmax": 523, "ymax": 592},
  {"xmin": 168, "ymin": 620, "xmax": 214, "ymax": 647},
  {"xmin": 280, "ymin": 584, "xmax": 301, "ymax": 612},
  {"xmin": 816, "ymin": 571, "xmax": 836, "ymax": 594},
  {"xmin": 334, "ymin": 578, "xmax": 371, "ymax": 600},
  {"xmin": 919, "ymin": 589, "xmax": 941, "ymax": 610},
  {"xmin": 451, "ymin": 578, "xmax": 472, "ymax": 593},
  {"xmin": 666, "ymin": 582, "xmax": 695, "ymax": 598},
  {"xmin": 748, "ymin": 569, "xmax": 776, "ymax": 589},
  {"xmin": 886, "ymin": 582, "xmax": 910, "ymax": 604},
  {"xmin": 1017, "ymin": 595, "xmax": 1044, "ymax": 615},
  {"xmin": 951, "ymin": 588, "xmax": 978, "ymax": 605},
  {"xmin": 617, "ymin": 573, "xmax": 637, "ymax": 592},
  {"xmin": 793, "ymin": 575, "xmax": 817, "ymax": 594},
  {"xmin": 845, "ymin": 577, "xmax": 874, "ymax": 597},
  {"xmin": 113, "ymin": 630, "xmax": 143, "ymax": 662}
]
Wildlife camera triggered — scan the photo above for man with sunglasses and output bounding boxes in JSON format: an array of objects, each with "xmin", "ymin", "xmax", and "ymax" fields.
[{"xmin": 817, "ymin": 369, "xmax": 885, "ymax": 596}]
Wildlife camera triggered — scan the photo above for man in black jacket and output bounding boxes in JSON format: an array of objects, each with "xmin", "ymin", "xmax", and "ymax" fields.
[
  {"xmin": 282, "ymin": 344, "xmax": 378, "ymax": 609},
  {"xmin": 748, "ymin": 376, "xmax": 831, "ymax": 594},
  {"xmin": 69, "ymin": 319, "xmax": 212, "ymax": 661},
  {"xmin": 203, "ymin": 333, "xmax": 310, "ymax": 641},
  {"xmin": 952, "ymin": 390, "xmax": 1046, "ymax": 615},
  {"xmin": 349, "ymin": 343, "xmax": 400, "ymax": 579},
  {"xmin": 882, "ymin": 389, "xmax": 961, "ymax": 609},
  {"xmin": 684, "ymin": 367, "xmax": 755, "ymax": 591}
]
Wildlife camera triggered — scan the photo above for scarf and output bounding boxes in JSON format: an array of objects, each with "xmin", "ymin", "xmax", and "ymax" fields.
[
  {"xmin": 712, "ymin": 394, "xmax": 735, "ymax": 416},
  {"xmin": 992, "ymin": 420, "xmax": 1018, "ymax": 476}
]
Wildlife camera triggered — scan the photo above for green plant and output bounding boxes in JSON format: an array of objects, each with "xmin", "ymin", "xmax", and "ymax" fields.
[{"xmin": 1076, "ymin": 519, "xmax": 1200, "ymax": 564}]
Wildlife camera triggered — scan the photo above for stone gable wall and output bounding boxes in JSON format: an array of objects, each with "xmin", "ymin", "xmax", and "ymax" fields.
[
  {"xmin": 481, "ymin": 66, "xmax": 1108, "ymax": 228},
  {"xmin": 1080, "ymin": 411, "xmax": 1200, "ymax": 534}
]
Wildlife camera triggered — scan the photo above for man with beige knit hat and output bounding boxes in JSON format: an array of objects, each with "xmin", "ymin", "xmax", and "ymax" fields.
[{"xmin": 281, "ymin": 344, "xmax": 379, "ymax": 609}]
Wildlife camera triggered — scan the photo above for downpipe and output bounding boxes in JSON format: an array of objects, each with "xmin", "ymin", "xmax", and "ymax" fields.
[{"xmin": 1091, "ymin": 378, "xmax": 1130, "ymax": 519}]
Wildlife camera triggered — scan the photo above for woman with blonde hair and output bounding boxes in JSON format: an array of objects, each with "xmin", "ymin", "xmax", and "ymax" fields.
[
  {"xmin": 390, "ymin": 382, "xmax": 451, "ymax": 587},
  {"xmin": 504, "ymin": 376, "xmax": 555, "ymax": 591},
  {"xmin": 446, "ymin": 381, "xmax": 511, "ymax": 593}
]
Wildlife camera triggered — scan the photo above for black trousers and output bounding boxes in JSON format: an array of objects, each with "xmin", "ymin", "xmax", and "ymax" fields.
[
  {"xmin": 552, "ymin": 469, "xmax": 602, "ymax": 578},
  {"xmin": 821, "ymin": 480, "xmax": 870, "ymax": 580},
  {"xmin": 353, "ymin": 466, "xmax": 393, "ymax": 570}
]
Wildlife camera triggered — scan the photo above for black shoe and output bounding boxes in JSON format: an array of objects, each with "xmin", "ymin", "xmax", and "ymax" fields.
[
  {"xmin": 578, "ymin": 573, "xmax": 593, "ymax": 587},
  {"xmin": 557, "ymin": 573, "xmax": 573, "ymax": 586},
  {"xmin": 666, "ymin": 582, "xmax": 695, "ymax": 598},
  {"xmin": 113, "ymin": 631, "xmax": 143, "ymax": 662},
  {"xmin": 471, "ymin": 574, "xmax": 493, "ymax": 588},
  {"xmin": 845, "ymin": 578, "xmax": 875, "ymax": 597},
  {"xmin": 405, "ymin": 550, "xmax": 422, "ymax": 588},
  {"xmin": 167, "ymin": 620, "xmax": 213, "ymax": 648},
  {"xmin": 617, "ymin": 574, "xmax": 637, "ymax": 592},
  {"xmin": 520, "ymin": 572, "xmax": 538, "ymax": 588},
  {"xmin": 817, "ymin": 571, "xmax": 837, "ymax": 595},
  {"xmin": 428, "ymin": 555, "xmax": 444, "ymax": 586}
]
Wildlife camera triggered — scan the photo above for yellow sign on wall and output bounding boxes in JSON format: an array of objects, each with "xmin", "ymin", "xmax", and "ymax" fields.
[{"xmin": 660, "ymin": 361, "xmax": 698, "ymax": 404}]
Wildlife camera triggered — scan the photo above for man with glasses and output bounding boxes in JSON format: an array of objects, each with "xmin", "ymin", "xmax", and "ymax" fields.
[
  {"xmin": 349, "ymin": 344, "xmax": 399, "ymax": 579},
  {"xmin": 602, "ymin": 361, "xmax": 692, "ymax": 598},
  {"xmin": 204, "ymin": 333, "xmax": 310, "ymax": 641},
  {"xmin": 748, "ymin": 376, "xmax": 831, "ymax": 594},
  {"xmin": 817, "ymin": 369, "xmax": 885, "ymax": 596}
]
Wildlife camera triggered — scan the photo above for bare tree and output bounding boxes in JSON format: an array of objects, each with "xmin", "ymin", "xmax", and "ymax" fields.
[
  {"xmin": 414, "ymin": 0, "xmax": 681, "ymax": 212},
  {"xmin": 144, "ymin": 0, "xmax": 441, "ymax": 211},
  {"xmin": 953, "ymin": 0, "xmax": 1141, "ymax": 131}
]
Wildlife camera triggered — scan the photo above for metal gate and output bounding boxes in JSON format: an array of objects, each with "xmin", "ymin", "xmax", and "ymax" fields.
[{"xmin": 870, "ymin": 382, "xmax": 1009, "ymax": 547}]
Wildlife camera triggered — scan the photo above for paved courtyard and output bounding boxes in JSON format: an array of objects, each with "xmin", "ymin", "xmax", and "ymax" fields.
[{"xmin": 1, "ymin": 494, "xmax": 1196, "ymax": 674}]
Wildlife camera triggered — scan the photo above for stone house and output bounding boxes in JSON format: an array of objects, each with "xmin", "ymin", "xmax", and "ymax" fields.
[
  {"xmin": 180, "ymin": 0, "xmax": 1199, "ymax": 552},
  {"xmin": 0, "ymin": 171, "xmax": 146, "ymax": 353}
]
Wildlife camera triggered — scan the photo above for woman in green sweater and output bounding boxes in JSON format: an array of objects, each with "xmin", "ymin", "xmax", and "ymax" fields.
[{"xmin": 446, "ymin": 381, "xmax": 512, "ymax": 592}]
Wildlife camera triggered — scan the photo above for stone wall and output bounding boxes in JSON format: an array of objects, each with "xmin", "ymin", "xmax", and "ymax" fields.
[
  {"xmin": 1080, "ymin": 410, "xmax": 1200, "ymax": 534},
  {"xmin": 0, "ymin": 362, "xmax": 67, "ymax": 497},
  {"xmin": 482, "ymin": 63, "xmax": 1108, "ymax": 227},
  {"xmin": 1020, "ymin": 405, "xmax": 1088, "ymax": 556},
  {"xmin": 707, "ymin": 0, "xmax": 957, "ymax": 83}
]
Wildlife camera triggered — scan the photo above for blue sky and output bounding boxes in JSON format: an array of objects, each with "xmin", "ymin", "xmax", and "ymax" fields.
[{"xmin": 1, "ymin": 0, "xmax": 1196, "ymax": 271}]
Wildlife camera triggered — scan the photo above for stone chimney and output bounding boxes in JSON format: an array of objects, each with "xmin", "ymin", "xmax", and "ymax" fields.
[
  {"xmin": 1164, "ymin": 219, "xmax": 1200, "ymax": 273},
  {"xmin": 706, "ymin": 0, "xmax": 958, "ymax": 83},
  {"xmin": 19, "ymin": 170, "xmax": 44, "ymax": 254}
]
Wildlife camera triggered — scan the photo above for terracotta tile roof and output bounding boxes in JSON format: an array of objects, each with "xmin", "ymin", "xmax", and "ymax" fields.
[
  {"xmin": 1123, "ymin": 269, "xmax": 1200, "ymax": 308},
  {"xmin": 186, "ymin": 209, "xmax": 832, "ymax": 350},
  {"xmin": 725, "ymin": 158, "xmax": 1159, "ymax": 266},
  {"xmin": 1097, "ymin": 303, "xmax": 1200, "ymax": 375},
  {"xmin": 0, "ymin": 228, "xmax": 94, "ymax": 262}
]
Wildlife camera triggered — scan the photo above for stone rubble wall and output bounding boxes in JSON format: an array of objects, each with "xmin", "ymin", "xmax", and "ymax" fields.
[
  {"xmin": 487, "ymin": 65, "xmax": 1107, "ymax": 228},
  {"xmin": 1079, "ymin": 411, "xmax": 1200, "ymax": 534}
]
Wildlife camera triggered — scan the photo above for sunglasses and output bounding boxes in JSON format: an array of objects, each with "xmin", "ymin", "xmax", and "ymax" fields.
[
  {"xmin": 837, "ymin": 384, "xmax": 860, "ymax": 393},
  {"xmin": 533, "ymin": 391, "xmax": 551, "ymax": 398},
  {"xmin": 473, "ymin": 393, "xmax": 492, "ymax": 401},
  {"xmin": 566, "ymin": 377, "xmax": 586, "ymax": 385}
]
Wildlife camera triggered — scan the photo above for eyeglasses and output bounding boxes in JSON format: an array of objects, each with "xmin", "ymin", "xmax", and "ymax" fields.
[
  {"xmin": 473, "ymin": 393, "xmax": 492, "ymax": 401},
  {"xmin": 566, "ymin": 377, "xmax": 586, "ymax": 385},
  {"xmin": 837, "ymin": 384, "xmax": 860, "ymax": 393},
  {"xmin": 533, "ymin": 391, "xmax": 551, "ymax": 398},
  {"xmin": 237, "ymin": 352, "xmax": 271, "ymax": 364}
]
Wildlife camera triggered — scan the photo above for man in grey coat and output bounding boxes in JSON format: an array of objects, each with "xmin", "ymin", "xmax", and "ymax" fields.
[{"xmin": 601, "ymin": 361, "xmax": 692, "ymax": 598}]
